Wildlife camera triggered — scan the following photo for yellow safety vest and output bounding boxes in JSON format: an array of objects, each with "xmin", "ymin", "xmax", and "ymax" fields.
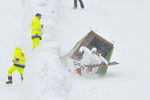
[
  {"xmin": 13, "ymin": 48, "xmax": 26, "ymax": 68},
  {"xmin": 31, "ymin": 16, "xmax": 42, "ymax": 35}
]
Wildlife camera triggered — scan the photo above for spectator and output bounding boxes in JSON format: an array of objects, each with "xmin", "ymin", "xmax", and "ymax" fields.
[{"xmin": 73, "ymin": 0, "xmax": 84, "ymax": 9}]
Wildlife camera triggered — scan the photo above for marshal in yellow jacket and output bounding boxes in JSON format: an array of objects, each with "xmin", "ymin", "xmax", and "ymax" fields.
[
  {"xmin": 31, "ymin": 16, "xmax": 42, "ymax": 36},
  {"xmin": 31, "ymin": 13, "xmax": 43, "ymax": 50},
  {"xmin": 6, "ymin": 47, "xmax": 26, "ymax": 84}
]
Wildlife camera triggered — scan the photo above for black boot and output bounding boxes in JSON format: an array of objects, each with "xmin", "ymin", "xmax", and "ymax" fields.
[
  {"xmin": 6, "ymin": 76, "xmax": 12, "ymax": 84},
  {"xmin": 6, "ymin": 80, "xmax": 12, "ymax": 84}
]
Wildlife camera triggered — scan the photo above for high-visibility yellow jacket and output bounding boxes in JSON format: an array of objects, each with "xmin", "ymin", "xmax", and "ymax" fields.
[
  {"xmin": 13, "ymin": 47, "xmax": 26, "ymax": 68},
  {"xmin": 31, "ymin": 16, "xmax": 42, "ymax": 35}
]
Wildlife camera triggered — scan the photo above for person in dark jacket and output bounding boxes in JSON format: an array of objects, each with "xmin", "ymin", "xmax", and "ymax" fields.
[{"xmin": 73, "ymin": 0, "xmax": 84, "ymax": 9}]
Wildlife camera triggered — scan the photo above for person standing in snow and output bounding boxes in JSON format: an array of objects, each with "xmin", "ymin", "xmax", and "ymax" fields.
[
  {"xmin": 73, "ymin": 0, "xmax": 84, "ymax": 9},
  {"xmin": 6, "ymin": 47, "xmax": 26, "ymax": 84},
  {"xmin": 31, "ymin": 13, "xmax": 43, "ymax": 50}
]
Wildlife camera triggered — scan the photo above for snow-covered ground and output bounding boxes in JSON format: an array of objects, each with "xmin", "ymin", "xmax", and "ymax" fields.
[{"xmin": 0, "ymin": 0, "xmax": 150, "ymax": 100}]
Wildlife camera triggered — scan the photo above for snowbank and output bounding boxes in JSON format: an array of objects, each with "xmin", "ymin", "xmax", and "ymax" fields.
[{"xmin": 22, "ymin": 41, "xmax": 68, "ymax": 100}]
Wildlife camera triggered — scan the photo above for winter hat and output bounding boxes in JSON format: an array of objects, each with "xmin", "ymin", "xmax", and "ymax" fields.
[
  {"xmin": 35, "ymin": 13, "xmax": 42, "ymax": 17},
  {"xmin": 91, "ymin": 47, "xmax": 97, "ymax": 52},
  {"xmin": 15, "ymin": 46, "xmax": 23, "ymax": 54},
  {"xmin": 79, "ymin": 46, "xmax": 86, "ymax": 53},
  {"xmin": 16, "ymin": 46, "xmax": 22, "ymax": 51}
]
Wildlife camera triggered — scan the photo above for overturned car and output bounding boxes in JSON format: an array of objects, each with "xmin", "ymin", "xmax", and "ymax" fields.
[{"xmin": 62, "ymin": 30, "xmax": 118, "ymax": 75}]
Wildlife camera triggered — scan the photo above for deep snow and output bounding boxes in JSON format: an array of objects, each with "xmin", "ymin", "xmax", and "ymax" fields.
[{"xmin": 0, "ymin": 0, "xmax": 150, "ymax": 100}]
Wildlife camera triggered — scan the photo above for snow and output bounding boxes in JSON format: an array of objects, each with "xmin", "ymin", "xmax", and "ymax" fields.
[{"xmin": 0, "ymin": 0, "xmax": 150, "ymax": 100}]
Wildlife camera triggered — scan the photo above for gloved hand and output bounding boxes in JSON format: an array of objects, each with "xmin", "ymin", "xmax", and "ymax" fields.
[
  {"xmin": 16, "ymin": 58, "xmax": 19, "ymax": 61},
  {"xmin": 21, "ymin": 75, "xmax": 24, "ymax": 81},
  {"xmin": 41, "ymin": 24, "xmax": 43, "ymax": 29},
  {"xmin": 12, "ymin": 58, "xmax": 19, "ymax": 63}
]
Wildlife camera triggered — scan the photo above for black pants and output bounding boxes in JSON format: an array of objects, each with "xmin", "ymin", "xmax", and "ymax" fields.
[{"xmin": 74, "ymin": 0, "xmax": 84, "ymax": 8}]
